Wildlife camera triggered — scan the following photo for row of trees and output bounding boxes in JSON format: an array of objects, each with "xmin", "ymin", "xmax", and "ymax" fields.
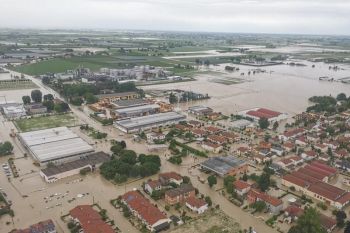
[
  {"xmin": 307, "ymin": 93, "xmax": 350, "ymax": 114},
  {"xmin": 22, "ymin": 90, "xmax": 69, "ymax": 113}
]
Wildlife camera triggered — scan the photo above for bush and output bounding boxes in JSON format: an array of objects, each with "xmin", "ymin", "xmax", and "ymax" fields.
[{"xmin": 79, "ymin": 167, "xmax": 91, "ymax": 176}]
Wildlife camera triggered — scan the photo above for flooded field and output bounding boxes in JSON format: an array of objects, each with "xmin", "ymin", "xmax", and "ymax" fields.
[{"xmin": 144, "ymin": 61, "xmax": 350, "ymax": 115}]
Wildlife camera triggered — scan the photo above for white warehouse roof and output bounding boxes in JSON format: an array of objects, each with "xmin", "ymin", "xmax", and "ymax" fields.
[{"xmin": 19, "ymin": 127, "xmax": 94, "ymax": 163}]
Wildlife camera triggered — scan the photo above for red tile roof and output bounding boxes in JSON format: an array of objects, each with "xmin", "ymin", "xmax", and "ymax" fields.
[
  {"xmin": 203, "ymin": 141, "xmax": 222, "ymax": 149},
  {"xmin": 248, "ymin": 189, "xmax": 282, "ymax": 207},
  {"xmin": 185, "ymin": 196, "xmax": 207, "ymax": 208},
  {"xmin": 234, "ymin": 180, "xmax": 251, "ymax": 191},
  {"xmin": 310, "ymin": 161, "xmax": 337, "ymax": 174},
  {"xmin": 283, "ymin": 128, "xmax": 305, "ymax": 137},
  {"xmin": 12, "ymin": 219, "xmax": 56, "ymax": 233},
  {"xmin": 159, "ymin": 172, "xmax": 183, "ymax": 182},
  {"xmin": 207, "ymin": 134, "xmax": 227, "ymax": 144},
  {"xmin": 146, "ymin": 180, "xmax": 161, "ymax": 189},
  {"xmin": 122, "ymin": 191, "xmax": 167, "ymax": 226},
  {"xmin": 70, "ymin": 205, "xmax": 114, "ymax": 233}
]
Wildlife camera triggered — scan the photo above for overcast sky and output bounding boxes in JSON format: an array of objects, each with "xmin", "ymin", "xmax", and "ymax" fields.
[{"xmin": 1, "ymin": 0, "xmax": 350, "ymax": 35}]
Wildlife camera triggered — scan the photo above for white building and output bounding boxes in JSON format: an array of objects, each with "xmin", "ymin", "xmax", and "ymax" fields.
[
  {"xmin": 19, "ymin": 127, "xmax": 94, "ymax": 166},
  {"xmin": 185, "ymin": 197, "xmax": 208, "ymax": 214}
]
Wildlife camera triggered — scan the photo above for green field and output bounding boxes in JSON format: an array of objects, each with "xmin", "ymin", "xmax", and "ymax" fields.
[
  {"xmin": 11, "ymin": 53, "xmax": 195, "ymax": 76},
  {"xmin": 0, "ymin": 79, "xmax": 37, "ymax": 90},
  {"xmin": 15, "ymin": 114, "xmax": 78, "ymax": 132}
]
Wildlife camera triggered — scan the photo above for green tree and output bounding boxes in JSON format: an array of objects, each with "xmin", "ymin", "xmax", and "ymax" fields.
[
  {"xmin": 31, "ymin": 89, "xmax": 42, "ymax": 103},
  {"xmin": 223, "ymin": 176, "xmax": 236, "ymax": 194},
  {"xmin": 257, "ymin": 172, "xmax": 271, "ymax": 192},
  {"xmin": 273, "ymin": 121, "xmax": 279, "ymax": 131},
  {"xmin": 0, "ymin": 142, "xmax": 14, "ymax": 156},
  {"xmin": 22, "ymin": 95, "xmax": 31, "ymax": 105},
  {"xmin": 344, "ymin": 221, "xmax": 350, "ymax": 233},
  {"xmin": 114, "ymin": 174, "xmax": 128, "ymax": 184},
  {"xmin": 336, "ymin": 210, "xmax": 347, "ymax": 228},
  {"xmin": 169, "ymin": 92, "xmax": 178, "ymax": 104},
  {"xmin": 251, "ymin": 201, "xmax": 266, "ymax": 212},
  {"xmin": 43, "ymin": 94, "xmax": 54, "ymax": 101},
  {"xmin": 258, "ymin": 117, "xmax": 270, "ymax": 129},
  {"xmin": 337, "ymin": 93, "xmax": 347, "ymax": 101},
  {"xmin": 85, "ymin": 93, "xmax": 98, "ymax": 104},
  {"xmin": 205, "ymin": 196, "xmax": 212, "ymax": 206},
  {"xmin": 43, "ymin": 100, "xmax": 54, "ymax": 111},
  {"xmin": 288, "ymin": 207, "xmax": 327, "ymax": 233},
  {"xmin": 207, "ymin": 175, "xmax": 217, "ymax": 188}
]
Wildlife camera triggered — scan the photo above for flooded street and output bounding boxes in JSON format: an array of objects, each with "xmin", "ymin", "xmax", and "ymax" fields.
[{"xmin": 144, "ymin": 61, "xmax": 350, "ymax": 115}]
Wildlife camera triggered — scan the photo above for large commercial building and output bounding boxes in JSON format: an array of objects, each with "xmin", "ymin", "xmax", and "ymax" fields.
[
  {"xmin": 282, "ymin": 161, "xmax": 350, "ymax": 209},
  {"xmin": 114, "ymin": 111, "xmax": 186, "ymax": 133},
  {"xmin": 201, "ymin": 156, "xmax": 248, "ymax": 177},
  {"xmin": 238, "ymin": 108, "xmax": 287, "ymax": 122},
  {"xmin": 18, "ymin": 127, "xmax": 94, "ymax": 166},
  {"xmin": 114, "ymin": 103, "xmax": 160, "ymax": 119},
  {"xmin": 40, "ymin": 152, "xmax": 110, "ymax": 183}
]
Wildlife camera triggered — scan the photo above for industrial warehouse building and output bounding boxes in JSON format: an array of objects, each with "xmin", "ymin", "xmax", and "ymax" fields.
[
  {"xmin": 114, "ymin": 103, "xmax": 160, "ymax": 119},
  {"xmin": 114, "ymin": 112, "xmax": 186, "ymax": 133},
  {"xmin": 18, "ymin": 127, "xmax": 94, "ymax": 166},
  {"xmin": 238, "ymin": 108, "xmax": 287, "ymax": 122},
  {"xmin": 40, "ymin": 152, "xmax": 110, "ymax": 182},
  {"xmin": 201, "ymin": 156, "xmax": 248, "ymax": 177}
]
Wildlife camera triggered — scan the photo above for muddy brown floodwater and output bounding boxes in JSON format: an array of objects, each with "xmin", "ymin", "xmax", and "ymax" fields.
[{"xmin": 143, "ymin": 61, "xmax": 350, "ymax": 116}]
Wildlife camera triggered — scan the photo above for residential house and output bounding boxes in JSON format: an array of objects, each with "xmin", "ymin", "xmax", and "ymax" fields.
[
  {"xmin": 69, "ymin": 205, "xmax": 114, "ymax": 233},
  {"xmin": 159, "ymin": 172, "xmax": 183, "ymax": 186},
  {"xmin": 271, "ymin": 146, "xmax": 284, "ymax": 156},
  {"xmin": 315, "ymin": 143, "xmax": 328, "ymax": 153},
  {"xmin": 201, "ymin": 141, "xmax": 223, "ymax": 153},
  {"xmin": 295, "ymin": 136, "xmax": 308, "ymax": 147},
  {"xmin": 279, "ymin": 128, "xmax": 305, "ymax": 142},
  {"xmin": 121, "ymin": 191, "xmax": 170, "ymax": 232},
  {"xmin": 187, "ymin": 120, "xmax": 202, "ymax": 128},
  {"xmin": 207, "ymin": 135, "xmax": 227, "ymax": 145},
  {"xmin": 283, "ymin": 142, "xmax": 295, "ymax": 152},
  {"xmin": 301, "ymin": 150, "xmax": 318, "ymax": 161},
  {"xmin": 247, "ymin": 189, "xmax": 283, "ymax": 214},
  {"xmin": 165, "ymin": 184, "xmax": 195, "ymax": 205},
  {"xmin": 185, "ymin": 196, "xmax": 208, "ymax": 214},
  {"xmin": 11, "ymin": 219, "xmax": 56, "ymax": 233},
  {"xmin": 234, "ymin": 180, "xmax": 251, "ymax": 196},
  {"xmin": 220, "ymin": 132, "xmax": 236, "ymax": 143},
  {"xmin": 205, "ymin": 126, "xmax": 223, "ymax": 135},
  {"xmin": 145, "ymin": 180, "xmax": 162, "ymax": 194},
  {"xmin": 190, "ymin": 128, "xmax": 207, "ymax": 138}
]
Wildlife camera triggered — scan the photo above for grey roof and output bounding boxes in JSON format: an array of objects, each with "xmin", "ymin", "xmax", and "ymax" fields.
[
  {"xmin": 41, "ymin": 152, "xmax": 110, "ymax": 177},
  {"xmin": 112, "ymin": 99, "xmax": 148, "ymax": 108},
  {"xmin": 201, "ymin": 156, "xmax": 246, "ymax": 176},
  {"xmin": 19, "ymin": 127, "xmax": 94, "ymax": 163},
  {"xmin": 114, "ymin": 112, "xmax": 186, "ymax": 131},
  {"xmin": 165, "ymin": 184, "xmax": 195, "ymax": 198},
  {"xmin": 114, "ymin": 104, "xmax": 160, "ymax": 115},
  {"xmin": 96, "ymin": 92, "xmax": 138, "ymax": 99},
  {"xmin": 188, "ymin": 105, "xmax": 212, "ymax": 112}
]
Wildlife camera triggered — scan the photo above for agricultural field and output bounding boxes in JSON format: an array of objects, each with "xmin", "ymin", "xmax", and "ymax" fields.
[
  {"xmin": 15, "ymin": 113, "xmax": 78, "ymax": 132},
  {"xmin": 0, "ymin": 79, "xmax": 37, "ymax": 90}
]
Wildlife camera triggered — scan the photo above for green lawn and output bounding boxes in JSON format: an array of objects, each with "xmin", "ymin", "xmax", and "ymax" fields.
[
  {"xmin": 15, "ymin": 114, "xmax": 78, "ymax": 132},
  {"xmin": 12, "ymin": 54, "xmax": 194, "ymax": 76}
]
